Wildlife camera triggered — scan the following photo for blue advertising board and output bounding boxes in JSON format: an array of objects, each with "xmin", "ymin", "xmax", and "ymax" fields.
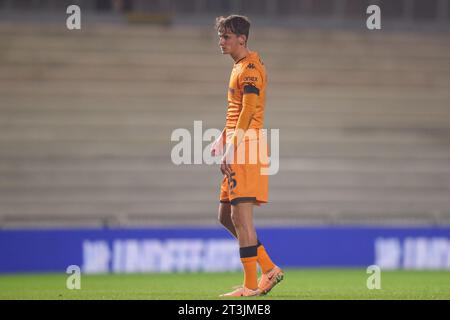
[{"xmin": 1, "ymin": 226, "xmax": 450, "ymax": 273}]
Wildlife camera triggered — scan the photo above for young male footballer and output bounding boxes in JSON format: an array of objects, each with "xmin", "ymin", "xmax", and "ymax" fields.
[{"xmin": 211, "ymin": 15, "xmax": 284, "ymax": 297}]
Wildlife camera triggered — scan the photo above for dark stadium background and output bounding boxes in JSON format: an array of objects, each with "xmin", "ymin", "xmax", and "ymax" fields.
[{"xmin": 0, "ymin": 0, "xmax": 449, "ymax": 297}]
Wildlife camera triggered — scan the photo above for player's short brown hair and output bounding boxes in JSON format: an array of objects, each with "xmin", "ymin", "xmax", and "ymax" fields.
[{"xmin": 215, "ymin": 15, "xmax": 251, "ymax": 43}]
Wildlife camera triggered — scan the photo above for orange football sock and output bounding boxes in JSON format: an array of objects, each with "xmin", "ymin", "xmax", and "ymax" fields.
[
  {"xmin": 240, "ymin": 245, "xmax": 258, "ymax": 290},
  {"xmin": 257, "ymin": 241, "xmax": 276, "ymax": 274},
  {"xmin": 241, "ymin": 256, "xmax": 258, "ymax": 290}
]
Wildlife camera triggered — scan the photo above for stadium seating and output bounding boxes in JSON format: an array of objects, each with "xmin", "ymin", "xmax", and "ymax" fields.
[{"xmin": 0, "ymin": 22, "xmax": 449, "ymax": 226}]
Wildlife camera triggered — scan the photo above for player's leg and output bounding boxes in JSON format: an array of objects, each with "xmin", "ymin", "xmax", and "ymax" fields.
[
  {"xmin": 219, "ymin": 201, "xmax": 260, "ymax": 297},
  {"xmin": 231, "ymin": 202, "xmax": 257, "ymax": 247},
  {"xmin": 251, "ymin": 220, "xmax": 283, "ymax": 295},
  {"xmin": 230, "ymin": 202, "xmax": 259, "ymax": 291},
  {"xmin": 219, "ymin": 201, "xmax": 276, "ymax": 274},
  {"xmin": 218, "ymin": 202, "xmax": 237, "ymax": 238},
  {"xmin": 219, "ymin": 175, "xmax": 260, "ymax": 296}
]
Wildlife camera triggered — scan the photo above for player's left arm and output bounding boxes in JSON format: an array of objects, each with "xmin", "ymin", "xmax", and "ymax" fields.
[
  {"xmin": 230, "ymin": 66, "xmax": 262, "ymax": 148},
  {"xmin": 222, "ymin": 66, "xmax": 262, "ymax": 174}
]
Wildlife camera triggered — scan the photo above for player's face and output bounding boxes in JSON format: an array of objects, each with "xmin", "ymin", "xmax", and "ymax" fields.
[{"xmin": 218, "ymin": 30, "xmax": 240, "ymax": 55}]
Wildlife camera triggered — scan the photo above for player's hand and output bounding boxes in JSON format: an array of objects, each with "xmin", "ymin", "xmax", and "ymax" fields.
[
  {"xmin": 211, "ymin": 129, "xmax": 226, "ymax": 156},
  {"xmin": 211, "ymin": 140, "xmax": 223, "ymax": 156},
  {"xmin": 220, "ymin": 156, "xmax": 232, "ymax": 178},
  {"xmin": 220, "ymin": 145, "xmax": 234, "ymax": 177}
]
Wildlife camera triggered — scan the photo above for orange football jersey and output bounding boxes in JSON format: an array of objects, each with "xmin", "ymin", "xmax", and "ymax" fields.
[{"xmin": 225, "ymin": 51, "xmax": 266, "ymax": 140}]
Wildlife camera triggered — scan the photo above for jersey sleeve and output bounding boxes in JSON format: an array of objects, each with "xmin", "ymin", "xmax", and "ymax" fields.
[
  {"xmin": 229, "ymin": 63, "xmax": 262, "ymax": 146},
  {"xmin": 238, "ymin": 63, "xmax": 263, "ymax": 96}
]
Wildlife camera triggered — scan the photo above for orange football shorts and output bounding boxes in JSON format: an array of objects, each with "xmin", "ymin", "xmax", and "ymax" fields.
[{"xmin": 219, "ymin": 137, "xmax": 269, "ymax": 205}]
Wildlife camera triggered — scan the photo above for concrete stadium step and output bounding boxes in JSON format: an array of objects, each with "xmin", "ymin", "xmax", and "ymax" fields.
[
  {"xmin": 1, "ymin": 45, "xmax": 444, "ymax": 67},
  {"xmin": 278, "ymin": 158, "xmax": 450, "ymax": 173},
  {"xmin": 1, "ymin": 200, "xmax": 449, "ymax": 227},
  {"xmin": 260, "ymin": 201, "xmax": 450, "ymax": 216},
  {"xmin": 0, "ymin": 201, "xmax": 219, "ymax": 219},
  {"xmin": 2, "ymin": 171, "xmax": 450, "ymax": 189},
  {"xmin": 2, "ymin": 141, "xmax": 450, "ymax": 160},
  {"xmin": 2, "ymin": 27, "xmax": 449, "ymax": 48},
  {"xmin": 0, "ymin": 82, "xmax": 448, "ymax": 103},
  {"xmin": 1, "ymin": 79, "xmax": 448, "ymax": 98},
  {"xmin": 1, "ymin": 65, "xmax": 449, "ymax": 88},
  {"xmin": 3, "ymin": 101, "xmax": 450, "ymax": 118},
  {"xmin": 1, "ymin": 185, "xmax": 449, "ymax": 203},
  {"xmin": 3, "ymin": 103, "xmax": 450, "ymax": 121},
  {"xmin": 1, "ymin": 198, "xmax": 449, "ymax": 217},
  {"xmin": 1, "ymin": 23, "xmax": 448, "ymax": 42},
  {"xmin": 2, "ymin": 51, "xmax": 449, "ymax": 77},
  {"xmin": 278, "ymin": 143, "xmax": 450, "ymax": 159},
  {"xmin": 1, "ymin": 23, "xmax": 449, "ymax": 226},
  {"xmin": 1, "ymin": 27, "xmax": 448, "ymax": 58},
  {"xmin": 2, "ymin": 95, "xmax": 449, "ymax": 117},
  {"xmin": 0, "ymin": 157, "xmax": 449, "ymax": 173},
  {"xmin": 1, "ymin": 127, "xmax": 449, "ymax": 144}
]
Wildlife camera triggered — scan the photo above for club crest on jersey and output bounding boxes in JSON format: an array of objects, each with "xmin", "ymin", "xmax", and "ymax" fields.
[{"xmin": 246, "ymin": 63, "xmax": 255, "ymax": 69}]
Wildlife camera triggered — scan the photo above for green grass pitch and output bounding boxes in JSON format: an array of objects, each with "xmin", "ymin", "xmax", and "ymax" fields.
[{"xmin": 1, "ymin": 269, "xmax": 449, "ymax": 300}]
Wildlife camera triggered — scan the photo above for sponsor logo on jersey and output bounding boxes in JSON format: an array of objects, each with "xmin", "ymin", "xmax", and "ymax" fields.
[{"xmin": 244, "ymin": 76, "xmax": 258, "ymax": 82}]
